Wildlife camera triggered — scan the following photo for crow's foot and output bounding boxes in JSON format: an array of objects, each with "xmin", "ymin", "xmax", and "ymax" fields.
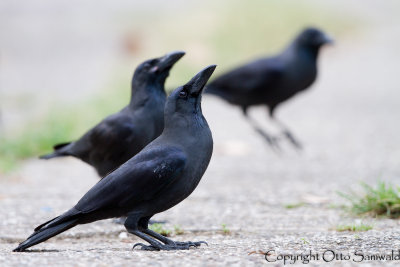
[
  {"xmin": 174, "ymin": 240, "xmax": 208, "ymax": 247},
  {"xmin": 132, "ymin": 243, "xmax": 160, "ymax": 251},
  {"xmin": 254, "ymin": 128, "xmax": 281, "ymax": 152},
  {"xmin": 282, "ymin": 131, "xmax": 302, "ymax": 150},
  {"xmin": 132, "ymin": 240, "xmax": 207, "ymax": 251}
]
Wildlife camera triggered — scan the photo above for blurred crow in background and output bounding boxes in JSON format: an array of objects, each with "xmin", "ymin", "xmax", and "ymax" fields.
[
  {"xmin": 206, "ymin": 27, "xmax": 333, "ymax": 149},
  {"xmin": 40, "ymin": 51, "xmax": 185, "ymax": 177},
  {"xmin": 13, "ymin": 65, "xmax": 216, "ymax": 252}
]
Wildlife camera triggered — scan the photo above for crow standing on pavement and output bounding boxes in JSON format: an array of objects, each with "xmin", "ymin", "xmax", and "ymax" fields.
[
  {"xmin": 206, "ymin": 27, "xmax": 333, "ymax": 149},
  {"xmin": 13, "ymin": 65, "xmax": 216, "ymax": 252},
  {"xmin": 40, "ymin": 51, "xmax": 185, "ymax": 177}
]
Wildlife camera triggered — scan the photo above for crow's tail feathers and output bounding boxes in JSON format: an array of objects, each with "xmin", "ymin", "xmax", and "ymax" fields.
[
  {"xmin": 39, "ymin": 142, "xmax": 71, "ymax": 160},
  {"xmin": 13, "ymin": 211, "xmax": 80, "ymax": 252}
]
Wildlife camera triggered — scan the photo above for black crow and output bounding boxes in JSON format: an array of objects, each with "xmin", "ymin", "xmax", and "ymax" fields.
[
  {"xmin": 206, "ymin": 27, "xmax": 333, "ymax": 149},
  {"xmin": 40, "ymin": 51, "xmax": 185, "ymax": 177},
  {"xmin": 13, "ymin": 65, "xmax": 216, "ymax": 252}
]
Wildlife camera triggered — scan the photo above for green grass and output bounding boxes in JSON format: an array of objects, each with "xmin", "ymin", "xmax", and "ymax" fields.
[
  {"xmin": 0, "ymin": 0, "xmax": 360, "ymax": 173},
  {"xmin": 338, "ymin": 181, "xmax": 400, "ymax": 218},
  {"xmin": 221, "ymin": 223, "xmax": 230, "ymax": 234},
  {"xmin": 174, "ymin": 225, "xmax": 184, "ymax": 235},
  {"xmin": 300, "ymin": 238, "xmax": 309, "ymax": 245},
  {"xmin": 147, "ymin": 224, "xmax": 186, "ymax": 236},
  {"xmin": 327, "ymin": 203, "xmax": 347, "ymax": 210},
  {"xmin": 284, "ymin": 202, "xmax": 306, "ymax": 209},
  {"xmin": 335, "ymin": 223, "xmax": 373, "ymax": 232},
  {"xmin": 149, "ymin": 223, "xmax": 172, "ymax": 237}
]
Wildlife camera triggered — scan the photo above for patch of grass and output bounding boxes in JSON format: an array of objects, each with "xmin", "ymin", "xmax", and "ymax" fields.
[
  {"xmin": 338, "ymin": 181, "xmax": 400, "ymax": 218},
  {"xmin": 221, "ymin": 223, "xmax": 230, "ymax": 235},
  {"xmin": 300, "ymin": 238, "xmax": 309, "ymax": 245},
  {"xmin": 327, "ymin": 203, "xmax": 346, "ymax": 209},
  {"xmin": 284, "ymin": 202, "xmax": 305, "ymax": 209},
  {"xmin": 149, "ymin": 223, "xmax": 172, "ymax": 237},
  {"xmin": 354, "ymin": 234, "xmax": 361, "ymax": 240},
  {"xmin": 336, "ymin": 223, "xmax": 373, "ymax": 232},
  {"xmin": 174, "ymin": 225, "xmax": 184, "ymax": 235}
]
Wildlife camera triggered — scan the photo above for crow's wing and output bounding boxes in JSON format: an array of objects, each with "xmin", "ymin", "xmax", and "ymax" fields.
[
  {"xmin": 74, "ymin": 146, "xmax": 186, "ymax": 213},
  {"xmin": 210, "ymin": 58, "xmax": 284, "ymax": 94},
  {"xmin": 69, "ymin": 113, "xmax": 138, "ymax": 160}
]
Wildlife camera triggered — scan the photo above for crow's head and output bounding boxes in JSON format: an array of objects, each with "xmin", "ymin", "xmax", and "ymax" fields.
[
  {"xmin": 132, "ymin": 51, "xmax": 185, "ymax": 87},
  {"xmin": 297, "ymin": 27, "xmax": 334, "ymax": 49},
  {"xmin": 165, "ymin": 65, "xmax": 216, "ymax": 123}
]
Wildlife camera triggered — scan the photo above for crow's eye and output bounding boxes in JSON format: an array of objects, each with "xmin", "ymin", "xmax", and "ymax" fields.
[{"xmin": 179, "ymin": 90, "xmax": 188, "ymax": 98}]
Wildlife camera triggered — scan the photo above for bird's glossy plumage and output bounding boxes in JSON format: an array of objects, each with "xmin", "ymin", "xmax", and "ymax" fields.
[{"xmin": 14, "ymin": 64, "xmax": 216, "ymax": 252}]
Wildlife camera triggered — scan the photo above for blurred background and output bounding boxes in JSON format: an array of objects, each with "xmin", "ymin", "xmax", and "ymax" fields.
[{"xmin": 0, "ymin": 0, "xmax": 399, "ymax": 179}]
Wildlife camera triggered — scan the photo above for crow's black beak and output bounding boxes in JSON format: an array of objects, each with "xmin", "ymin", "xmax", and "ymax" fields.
[
  {"xmin": 186, "ymin": 65, "xmax": 217, "ymax": 96},
  {"xmin": 154, "ymin": 51, "xmax": 185, "ymax": 73},
  {"xmin": 321, "ymin": 34, "xmax": 334, "ymax": 45}
]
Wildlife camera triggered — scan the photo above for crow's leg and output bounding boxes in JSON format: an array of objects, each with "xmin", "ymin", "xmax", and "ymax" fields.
[
  {"xmin": 125, "ymin": 215, "xmax": 164, "ymax": 251},
  {"xmin": 272, "ymin": 117, "xmax": 302, "ymax": 150},
  {"xmin": 126, "ymin": 216, "xmax": 207, "ymax": 251},
  {"xmin": 130, "ymin": 231, "xmax": 166, "ymax": 251},
  {"xmin": 143, "ymin": 228, "xmax": 207, "ymax": 248},
  {"xmin": 241, "ymin": 106, "xmax": 281, "ymax": 151}
]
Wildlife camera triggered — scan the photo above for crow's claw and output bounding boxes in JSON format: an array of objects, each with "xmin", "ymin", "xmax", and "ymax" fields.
[
  {"xmin": 283, "ymin": 131, "xmax": 302, "ymax": 150},
  {"xmin": 133, "ymin": 240, "xmax": 207, "ymax": 251},
  {"xmin": 254, "ymin": 128, "xmax": 281, "ymax": 152},
  {"xmin": 132, "ymin": 243, "xmax": 160, "ymax": 251},
  {"xmin": 174, "ymin": 240, "xmax": 208, "ymax": 247}
]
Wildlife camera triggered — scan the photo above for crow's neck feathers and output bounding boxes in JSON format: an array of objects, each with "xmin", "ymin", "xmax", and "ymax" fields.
[
  {"xmin": 286, "ymin": 37, "xmax": 321, "ymax": 62},
  {"xmin": 129, "ymin": 81, "xmax": 166, "ymax": 108},
  {"xmin": 162, "ymin": 99, "xmax": 209, "ymax": 139}
]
